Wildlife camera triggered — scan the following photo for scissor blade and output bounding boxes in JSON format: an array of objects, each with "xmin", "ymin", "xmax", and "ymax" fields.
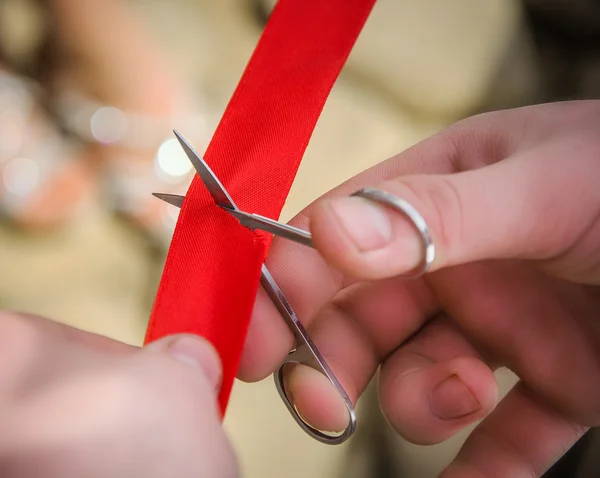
[
  {"xmin": 152, "ymin": 192, "xmax": 314, "ymax": 248},
  {"xmin": 173, "ymin": 130, "xmax": 238, "ymax": 210},
  {"xmin": 227, "ymin": 209, "xmax": 314, "ymax": 248},
  {"xmin": 152, "ymin": 192, "xmax": 184, "ymax": 208}
]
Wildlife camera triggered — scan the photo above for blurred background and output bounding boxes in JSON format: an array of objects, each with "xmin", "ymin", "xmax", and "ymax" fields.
[{"xmin": 0, "ymin": 0, "xmax": 599, "ymax": 476}]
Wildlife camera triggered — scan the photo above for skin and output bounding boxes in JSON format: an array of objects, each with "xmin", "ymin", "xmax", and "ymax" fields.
[
  {"xmin": 0, "ymin": 313, "xmax": 237, "ymax": 478},
  {"xmin": 0, "ymin": 100, "xmax": 598, "ymax": 476},
  {"xmin": 239, "ymin": 100, "xmax": 600, "ymax": 477}
]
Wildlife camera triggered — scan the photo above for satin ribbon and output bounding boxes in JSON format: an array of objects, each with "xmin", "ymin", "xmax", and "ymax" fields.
[{"xmin": 145, "ymin": 0, "xmax": 376, "ymax": 414}]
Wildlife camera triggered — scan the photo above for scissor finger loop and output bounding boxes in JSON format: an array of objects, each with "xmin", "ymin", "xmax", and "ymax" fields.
[
  {"xmin": 261, "ymin": 265, "xmax": 356, "ymax": 444},
  {"xmin": 353, "ymin": 188, "xmax": 436, "ymax": 278},
  {"xmin": 274, "ymin": 348, "xmax": 357, "ymax": 445}
]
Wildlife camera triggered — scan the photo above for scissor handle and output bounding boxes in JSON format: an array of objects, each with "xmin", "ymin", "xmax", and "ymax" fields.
[
  {"xmin": 273, "ymin": 344, "xmax": 357, "ymax": 445},
  {"xmin": 262, "ymin": 188, "xmax": 435, "ymax": 444},
  {"xmin": 260, "ymin": 265, "xmax": 356, "ymax": 445}
]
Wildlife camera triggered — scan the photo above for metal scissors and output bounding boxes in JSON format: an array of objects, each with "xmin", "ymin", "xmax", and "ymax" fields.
[{"xmin": 154, "ymin": 131, "xmax": 435, "ymax": 445}]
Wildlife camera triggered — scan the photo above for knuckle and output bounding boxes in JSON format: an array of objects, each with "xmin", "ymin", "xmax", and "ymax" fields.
[
  {"xmin": 435, "ymin": 126, "xmax": 463, "ymax": 167},
  {"xmin": 440, "ymin": 112, "xmax": 518, "ymax": 168},
  {"xmin": 427, "ymin": 177, "xmax": 465, "ymax": 253}
]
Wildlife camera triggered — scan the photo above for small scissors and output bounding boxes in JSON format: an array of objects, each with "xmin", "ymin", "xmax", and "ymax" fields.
[{"xmin": 154, "ymin": 131, "xmax": 435, "ymax": 445}]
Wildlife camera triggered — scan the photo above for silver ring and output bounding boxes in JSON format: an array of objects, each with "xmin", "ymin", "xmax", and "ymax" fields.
[{"xmin": 353, "ymin": 188, "xmax": 435, "ymax": 278}]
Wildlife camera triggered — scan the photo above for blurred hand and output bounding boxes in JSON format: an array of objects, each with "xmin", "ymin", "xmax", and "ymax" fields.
[
  {"xmin": 0, "ymin": 312, "xmax": 237, "ymax": 478},
  {"xmin": 239, "ymin": 100, "xmax": 600, "ymax": 477}
]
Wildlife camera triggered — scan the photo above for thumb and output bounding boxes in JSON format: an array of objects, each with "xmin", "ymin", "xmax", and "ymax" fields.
[
  {"xmin": 143, "ymin": 334, "xmax": 222, "ymax": 391},
  {"xmin": 310, "ymin": 151, "xmax": 599, "ymax": 281}
]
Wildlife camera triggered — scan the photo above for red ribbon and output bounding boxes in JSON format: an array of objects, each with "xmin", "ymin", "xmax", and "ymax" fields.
[{"xmin": 145, "ymin": 0, "xmax": 375, "ymax": 415}]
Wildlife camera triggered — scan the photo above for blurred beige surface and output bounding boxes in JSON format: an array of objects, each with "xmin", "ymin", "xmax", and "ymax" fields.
[{"xmin": 0, "ymin": 1, "xmax": 533, "ymax": 476}]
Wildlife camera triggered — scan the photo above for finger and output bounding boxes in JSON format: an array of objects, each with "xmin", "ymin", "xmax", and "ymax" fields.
[
  {"xmin": 378, "ymin": 317, "xmax": 498, "ymax": 445},
  {"xmin": 239, "ymin": 115, "xmax": 490, "ymax": 381},
  {"xmin": 440, "ymin": 383, "xmax": 588, "ymax": 478},
  {"xmin": 143, "ymin": 334, "xmax": 222, "ymax": 392},
  {"xmin": 311, "ymin": 143, "xmax": 600, "ymax": 282},
  {"xmin": 431, "ymin": 261, "xmax": 600, "ymax": 426},
  {"xmin": 0, "ymin": 311, "xmax": 135, "ymax": 394},
  {"xmin": 114, "ymin": 336, "xmax": 233, "ymax": 476},
  {"xmin": 0, "ymin": 312, "xmax": 223, "ymax": 405},
  {"xmin": 0, "ymin": 311, "xmax": 135, "ymax": 353},
  {"xmin": 5, "ymin": 331, "xmax": 234, "ymax": 478},
  {"xmin": 283, "ymin": 276, "xmax": 437, "ymax": 433}
]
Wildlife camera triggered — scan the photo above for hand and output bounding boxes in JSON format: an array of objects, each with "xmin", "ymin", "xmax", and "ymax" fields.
[
  {"xmin": 0, "ymin": 312, "xmax": 237, "ymax": 478},
  {"xmin": 239, "ymin": 100, "xmax": 600, "ymax": 477}
]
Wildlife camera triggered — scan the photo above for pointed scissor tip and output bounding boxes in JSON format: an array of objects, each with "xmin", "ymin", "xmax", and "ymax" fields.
[
  {"xmin": 170, "ymin": 129, "xmax": 237, "ymax": 209},
  {"xmin": 172, "ymin": 129, "xmax": 188, "ymax": 145},
  {"xmin": 172, "ymin": 130, "xmax": 190, "ymax": 151},
  {"xmin": 152, "ymin": 192, "xmax": 184, "ymax": 208}
]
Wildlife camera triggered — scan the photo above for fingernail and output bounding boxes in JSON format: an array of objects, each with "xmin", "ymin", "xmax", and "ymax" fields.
[
  {"xmin": 329, "ymin": 196, "xmax": 392, "ymax": 251},
  {"xmin": 167, "ymin": 336, "xmax": 221, "ymax": 390},
  {"xmin": 429, "ymin": 375, "xmax": 480, "ymax": 420}
]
